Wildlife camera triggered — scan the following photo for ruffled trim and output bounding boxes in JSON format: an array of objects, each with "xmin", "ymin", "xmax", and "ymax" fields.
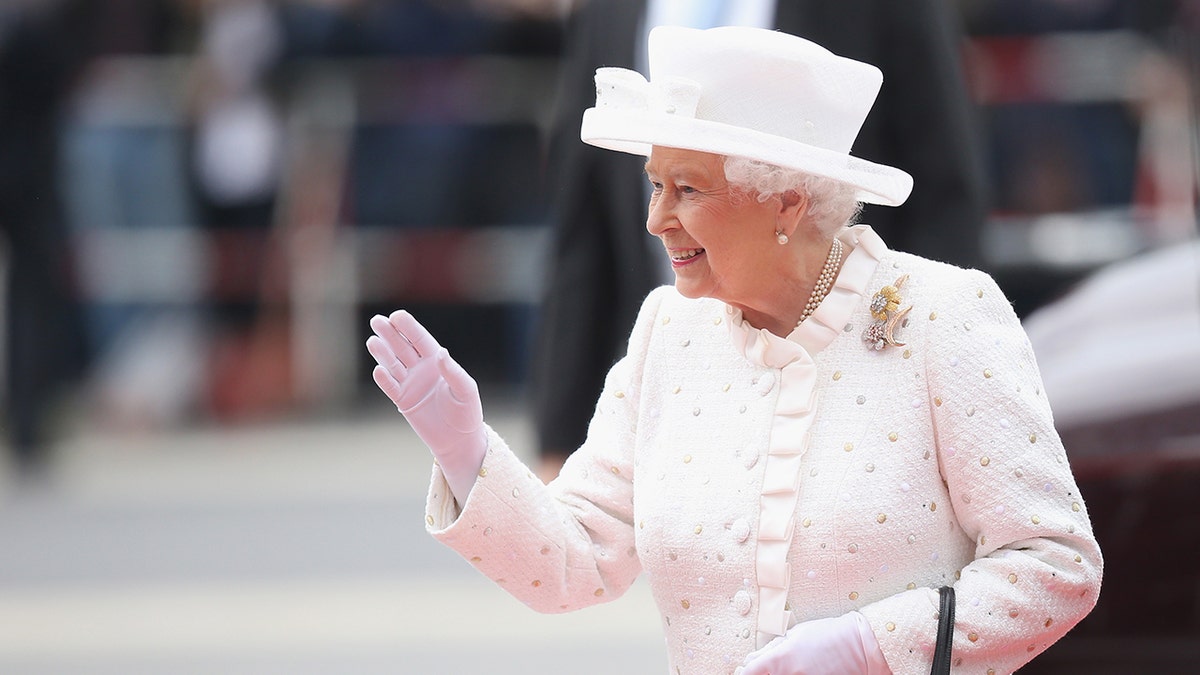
[{"xmin": 725, "ymin": 225, "xmax": 887, "ymax": 645}]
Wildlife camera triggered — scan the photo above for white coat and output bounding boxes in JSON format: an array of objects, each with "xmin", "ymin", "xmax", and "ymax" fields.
[{"xmin": 425, "ymin": 225, "xmax": 1102, "ymax": 674}]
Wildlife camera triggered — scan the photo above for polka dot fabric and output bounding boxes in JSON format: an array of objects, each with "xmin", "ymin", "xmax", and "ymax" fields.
[{"xmin": 424, "ymin": 226, "xmax": 1101, "ymax": 674}]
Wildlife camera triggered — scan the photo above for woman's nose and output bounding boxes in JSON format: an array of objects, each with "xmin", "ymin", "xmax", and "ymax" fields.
[{"xmin": 646, "ymin": 194, "xmax": 673, "ymax": 236}]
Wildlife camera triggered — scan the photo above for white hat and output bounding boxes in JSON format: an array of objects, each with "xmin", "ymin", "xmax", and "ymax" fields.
[{"xmin": 580, "ymin": 26, "xmax": 913, "ymax": 206}]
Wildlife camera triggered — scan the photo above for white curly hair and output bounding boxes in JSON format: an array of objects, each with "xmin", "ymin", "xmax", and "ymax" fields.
[{"xmin": 723, "ymin": 156, "xmax": 863, "ymax": 236}]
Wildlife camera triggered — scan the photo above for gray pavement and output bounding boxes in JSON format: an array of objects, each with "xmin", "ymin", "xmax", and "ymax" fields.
[{"xmin": 0, "ymin": 401, "xmax": 666, "ymax": 674}]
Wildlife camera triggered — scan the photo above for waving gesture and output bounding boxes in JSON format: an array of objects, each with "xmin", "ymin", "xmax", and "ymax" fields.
[{"xmin": 366, "ymin": 310, "xmax": 486, "ymax": 504}]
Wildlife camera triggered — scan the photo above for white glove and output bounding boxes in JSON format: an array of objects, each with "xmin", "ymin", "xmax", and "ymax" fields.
[
  {"xmin": 366, "ymin": 310, "xmax": 486, "ymax": 506},
  {"xmin": 738, "ymin": 611, "xmax": 891, "ymax": 675}
]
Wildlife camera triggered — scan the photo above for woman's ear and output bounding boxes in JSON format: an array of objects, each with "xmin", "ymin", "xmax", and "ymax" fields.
[{"xmin": 776, "ymin": 189, "xmax": 810, "ymax": 238}]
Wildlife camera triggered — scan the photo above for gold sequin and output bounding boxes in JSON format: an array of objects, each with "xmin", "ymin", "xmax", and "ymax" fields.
[
  {"xmin": 470, "ymin": 556, "xmax": 482, "ymax": 563},
  {"xmin": 930, "ymin": 502, "xmax": 938, "ymax": 512},
  {"xmin": 929, "ymin": 311, "xmax": 938, "ymax": 321},
  {"xmin": 1074, "ymin": 555, "xmax": 1083, "ymax": 563},
  {"xmin": 802, "ymin": 518, "xmax": 812, "ymax": 528},
  {"xmin": 672, "ymin": 385, "xmax": 682, "ymax": 394},
  {"xmin": 540, "ymin": 546, "xmax": 550, "ymax": 555},
  {"xmin": 903, "ymin": 349, "xmax": 912, "ymax": 359},
  {"xmin": 1030, "ymin": 434, "xmax": 1038, "ymax": 443},
  {"xmin": 713, "ymin": 317, "xmax": 722, "ymax": 325},
  {"xmin": 888, "ymin": 432, "xmax": 898, "ymax": 442},
  {"xmin": 844, "ymin": 443, "xmax": 854, "ymax": 452},
  {"xmin": 980, "ymin": 456, "xmax": 991, "ymax": 467},
  {"xmin": 611, "ymin": 466, "xmax": 621, "ymax": 475},
  {"xmin": 968, "ymin": 632, "xmax": 979, "ymax": 642},
  {"xmin": 478, "ymin": 467, "xmax": 488, "ymax": 477},
  {"xmin": 934, "ymin": 397, "xmax": 943, "ymax": 407},
  {"xmin": 1008, "ymin": 573, "xmax": 1018, "ymax": 584},
  {"xmin": 694, "ymin": 525, "xmax": 703, "ymax": 535},
  {"xmin": 849, "ymin": 591, "xmax": 859, "ymax": 601},
  {"xmin": 906, "ymin": 582, "xmax": 916, "ymax": 590},
  {"xmin": 512, "ymin": 488, "xmax": 521, "ymax": 498},
  {"xmin": 1031, "ymin": 515, "xmax": 1041, "ymax": 524},
  {"xmin": 833, "ymin": 371, "xmax": 843, "ymax": 381},
  {"xmin": 531, "ymin": 580, "xmax": 542, "ymax": 587},
  {"xmin": 614, "ymin": 390, "xmax": 625, "ymax": 399},
  {"xmin": 989, "ymin": 670, "xmax": 996, "ymax": 675},
  {"xmin": 1044, "ymin": 618, "xmax": 1054, "ymax": 627},
  {"xmin": 1072, "ymin": 502, "xmax": 1081, "ymax": 512},
  {"xmin": 1009, "ymin": 609, "xmax": 1019, "ymax": 618},
  {"xmin": 594, "ymin": 588, "xmax": 605, "ymax": 597},
  {"xmin": 977, "ymin": 289, "xmax": 984, "ymax": 298},
  {"xmin": 886, "ymin": 622, "xmax": 896, "ymax": 632},
  {"xmin": 662, "ymin": 316, "xmax": 671, "ymax": 325},
  {"xmin": 722, "ymin": 383, "xmax": 731, "ymax": 392},
  {"xmin": 426, "ymin": 515, "xmax": 435, "ymax": 526},
  {"xmin": 984, "ymin": 369, "xmax": 993, "ymax": 379},
  {"xmin": 681, "ymin": 599, "xmax": 690, "ymax": 609},
  {"xmin": 683, "ymin": 454, "xmax": 692, "ymax": 464},
  {"xmin": 877, "ymin": 514, "xmax": 887, "ymax": 524}
]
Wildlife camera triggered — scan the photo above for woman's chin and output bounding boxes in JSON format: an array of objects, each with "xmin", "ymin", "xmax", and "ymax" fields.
[{"xmin": 671, "ymin": 278, "xmax": 708, "ymax": 300}]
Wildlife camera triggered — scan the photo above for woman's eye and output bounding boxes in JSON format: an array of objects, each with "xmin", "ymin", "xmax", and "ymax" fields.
[
  {"xmin": 680, "ymin": 185, "xmax": 697, "ymax": 194},
  {"xmin": 650, "ymin": 181, "xmax": 663, "ymax": 192}
]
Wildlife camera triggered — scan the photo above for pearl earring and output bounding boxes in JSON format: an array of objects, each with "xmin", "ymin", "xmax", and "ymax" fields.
[{"xmin": 776, "ymin": 230, "xmax": 789, "ymax": 245}]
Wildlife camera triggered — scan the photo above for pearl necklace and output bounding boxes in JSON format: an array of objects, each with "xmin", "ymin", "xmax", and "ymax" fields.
[{"xmin": 798, "ymin": 238, "xmax": 844, "ymax": 324}]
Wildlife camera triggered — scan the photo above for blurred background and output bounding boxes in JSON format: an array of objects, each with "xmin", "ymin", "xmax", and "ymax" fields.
[{"xmin": 0, "ymin": 0, "xmax": 1196, "ymax": 673}]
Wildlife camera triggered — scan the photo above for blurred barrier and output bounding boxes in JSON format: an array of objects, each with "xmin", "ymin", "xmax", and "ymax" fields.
[{"xmin": 62, "ymin": 53, "xmax": 556, "ymax": 419}]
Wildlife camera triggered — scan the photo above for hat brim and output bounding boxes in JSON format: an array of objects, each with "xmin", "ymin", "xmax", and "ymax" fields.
[{"xmin": 581, "ymin": 107, "xmax": 913, "ymax": 207}]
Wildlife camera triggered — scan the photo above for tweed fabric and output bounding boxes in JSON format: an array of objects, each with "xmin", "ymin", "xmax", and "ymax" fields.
[{"xmin": 426, "ymin": 227, "xmax": 1101, "ymax": 674}]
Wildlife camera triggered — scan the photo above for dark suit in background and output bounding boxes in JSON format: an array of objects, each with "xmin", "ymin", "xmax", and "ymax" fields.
[{"xmin": 532, "ymin": 0, "xmax": 988, "ymax": 467}]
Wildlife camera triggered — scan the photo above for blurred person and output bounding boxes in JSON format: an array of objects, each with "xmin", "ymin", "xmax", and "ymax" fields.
[
  {"xmin": 532, "ymin": 0, "xmax": 988, "ymax": 481},
  {"xmin": 0, "ymin": 0, "xmax": 97, "ymax": 473},
  {"xmin": 185, "ymin": 0, "xmax": 289, "ymax": 419},
  {"xmin": 366, "ymin": 27, "xmax": 1100, "ymax": 674}
]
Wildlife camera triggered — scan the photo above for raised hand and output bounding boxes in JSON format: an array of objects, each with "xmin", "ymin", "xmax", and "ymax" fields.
[{"xmin": 366, "ymin": 310, "xmax": 486, "ymax": 505}]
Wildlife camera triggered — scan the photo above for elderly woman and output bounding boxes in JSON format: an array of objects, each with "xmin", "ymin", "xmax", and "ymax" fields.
[{"xmin": 366, "ymin": 27, "xmax": 1101, "ymax": 675}]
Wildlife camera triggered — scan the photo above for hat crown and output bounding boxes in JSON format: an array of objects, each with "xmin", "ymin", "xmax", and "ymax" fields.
[
  {"xmin": 580, "ymin": 26, "xmax": 913, "ymax": 206},
  {"xmin": 649, "ymin": 26, "xmax": 881, "ymax": 155}
]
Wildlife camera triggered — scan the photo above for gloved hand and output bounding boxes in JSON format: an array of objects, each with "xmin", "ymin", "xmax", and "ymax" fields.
[
  {"xmin": 738, "ymin": 611, "xmax": 891, "ymax": 675},
  {"xmin": 366, "ymin": 310, "xmax": 486, "ymax": 506}
]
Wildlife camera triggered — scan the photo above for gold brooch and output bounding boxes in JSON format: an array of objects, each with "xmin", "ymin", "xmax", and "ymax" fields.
[{"xmin": 863, "ymin": 275, "xmax": 911, "ymax": 350}]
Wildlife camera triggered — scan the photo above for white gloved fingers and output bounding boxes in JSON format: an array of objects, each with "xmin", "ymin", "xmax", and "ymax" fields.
[
  {"xmin": 386, "ymin": 309, "xmax": 441, "ymax": 363},
  {"xmin": 370, "ymin": 314, "xmax": 422, "ymax": 367},
  {"xmin": 739, "ymin": 635, "xmax": 786, "ymax": 671},
  {"xmin": 371, "ymin": 364, "xmax": 406, "ymax": 409},
  {"xmin": 365, "ymin": 334, "xmax": 403, "ymax": 373},
  {"xmin": 435, "ymin": 349, "xmax": 483, "ymax": 432},
  {"xmin": 366, "ymin": 332, "xmax": 440, "ymax": 412}
]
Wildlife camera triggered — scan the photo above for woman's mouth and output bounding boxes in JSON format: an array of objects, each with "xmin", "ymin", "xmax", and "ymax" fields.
[{"xmin": 669, "ymin": 248, "xmax": 705, "ymax": 267}]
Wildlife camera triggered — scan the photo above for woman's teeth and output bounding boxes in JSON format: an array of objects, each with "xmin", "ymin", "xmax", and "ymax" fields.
[{"xmin": 672, "ymin": 248, "xmax": 704, "ymax": 261}]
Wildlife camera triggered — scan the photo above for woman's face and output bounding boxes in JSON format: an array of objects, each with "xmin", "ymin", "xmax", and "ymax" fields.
[{"xmin": 644, "ymin": 147, "xmax": 783, "ymax": 307}]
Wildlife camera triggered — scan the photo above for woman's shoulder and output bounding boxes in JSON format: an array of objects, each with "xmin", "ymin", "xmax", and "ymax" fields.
[{"xmin": 881, "ymin": 250, "xmax": 1005, "ymax": 302}]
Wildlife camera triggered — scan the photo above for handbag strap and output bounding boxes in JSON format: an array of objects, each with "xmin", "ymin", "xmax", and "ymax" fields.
[{"xmin": 931, "ymin": 585, "xmax": 956, "ymax": 675}]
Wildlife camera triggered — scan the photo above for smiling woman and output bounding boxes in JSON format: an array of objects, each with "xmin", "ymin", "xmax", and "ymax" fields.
[{"xmin": 366, "ymin": 25, "xmax": 1101, "ymax": 675}]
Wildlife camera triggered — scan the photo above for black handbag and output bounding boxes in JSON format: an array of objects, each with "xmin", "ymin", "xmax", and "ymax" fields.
[{"xmin": 931, "ymin": 586, "xmax": 956, "ymax": 675}]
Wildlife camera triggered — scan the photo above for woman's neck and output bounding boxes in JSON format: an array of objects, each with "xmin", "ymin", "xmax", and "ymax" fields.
[{"xmin": 737, "ymin": 228, "xmax": 844, "ymax": 337}]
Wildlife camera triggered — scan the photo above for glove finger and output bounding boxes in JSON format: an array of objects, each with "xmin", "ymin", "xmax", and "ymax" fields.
[
  {"xmin": 387, "ymin": 309, "xmax": 442, "ymax": 364},
  {"xmin": 365, "ymin": 335, "xmax": 406, "ymax": 378},
  {"xmin": 370, "ymin": 314, "xmax": 422, "ymax": 368},
  {"xmin": 436, "ymin": 349, "xmax": 483, "ymax": 430},
  {"xmin": 371, "ymin": 365, "xmax": 406, "ymax": 410}
]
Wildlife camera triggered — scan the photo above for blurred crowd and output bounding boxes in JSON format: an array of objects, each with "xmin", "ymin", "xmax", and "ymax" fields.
[{"xmin": 1, "ymin": 0, "xmax": 1197, "ymax": 472}]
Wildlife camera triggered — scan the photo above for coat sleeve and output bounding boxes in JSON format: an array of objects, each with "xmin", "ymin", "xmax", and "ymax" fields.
[
  {"xmin": 425, "ymin": 287, "xmax": 668, "ymax": 614},
  {"xmin": 858, "ymin": 269, "xmax": 1103, "ymax": 674}
]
